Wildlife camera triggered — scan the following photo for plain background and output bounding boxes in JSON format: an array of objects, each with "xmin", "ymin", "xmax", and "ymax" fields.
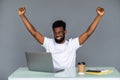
[{"xmin": 0, "ymin": 0, "xmax": 120, "ymax": 80}]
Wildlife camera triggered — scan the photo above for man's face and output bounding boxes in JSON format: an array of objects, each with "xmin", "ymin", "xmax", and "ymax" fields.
[{"xmin": 53, "ymin": 27, "xmax": 66, "ymax": 44}]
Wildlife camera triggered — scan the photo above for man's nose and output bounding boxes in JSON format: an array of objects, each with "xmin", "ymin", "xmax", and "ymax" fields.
[{"xmin": 55, "ymin": 32, "xmax": 61, "ymax": 37}]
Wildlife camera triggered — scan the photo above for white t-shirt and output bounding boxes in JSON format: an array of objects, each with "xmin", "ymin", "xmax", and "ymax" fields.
[{"xmin": 42, "ymin": 37, "xmax": 82, "ymax": 69}]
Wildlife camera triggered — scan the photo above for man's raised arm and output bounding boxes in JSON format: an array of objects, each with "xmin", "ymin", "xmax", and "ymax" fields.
[
  {"xmin": 18, "ymin": 7, "xmax": 44, "ymax": 45},
  {"xmin": 79, "ymin": 7, "xmax": 104, "ymax": 45}
]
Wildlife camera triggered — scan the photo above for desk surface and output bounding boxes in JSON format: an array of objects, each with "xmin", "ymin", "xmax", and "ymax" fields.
[{"xmin": 9, "ymin": 67, "xmax": 120, "ymax": 80}]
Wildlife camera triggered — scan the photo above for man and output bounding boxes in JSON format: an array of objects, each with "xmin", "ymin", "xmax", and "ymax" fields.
[{"xmin": 18, "ymin": 7, "xmax": 104, "ymax": 69}]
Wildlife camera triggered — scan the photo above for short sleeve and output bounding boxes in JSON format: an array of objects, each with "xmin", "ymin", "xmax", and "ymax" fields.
[
  {"xmin": 68, "ymin": 37, "xmax": 82, "ymax": 50},
  {"xmin": 42, "ymin": 37, "xmax": 53, "ymax": 50}
]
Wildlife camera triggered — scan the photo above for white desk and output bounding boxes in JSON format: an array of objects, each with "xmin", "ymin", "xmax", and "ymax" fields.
[{"xmin": 8, "ymin": 67, "xmax": 120, "ymax": 80}]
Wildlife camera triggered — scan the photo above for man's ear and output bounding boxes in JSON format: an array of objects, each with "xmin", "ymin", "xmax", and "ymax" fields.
[{"xmin": 64, "ymin": 30, "xmax": 67, "ymax": 34}]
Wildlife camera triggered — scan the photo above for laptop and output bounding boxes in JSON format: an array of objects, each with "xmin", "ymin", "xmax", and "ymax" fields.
[{"xmin": 25, "ymin": 51, "xmax": 64, "ymax": 73}]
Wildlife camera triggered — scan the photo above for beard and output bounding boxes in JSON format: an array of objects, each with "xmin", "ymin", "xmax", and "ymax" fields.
[{"xmin": 54, "ymin": 36, "xmax": 65, "ymax": 43}]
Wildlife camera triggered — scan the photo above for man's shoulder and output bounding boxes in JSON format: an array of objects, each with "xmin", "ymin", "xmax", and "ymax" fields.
[
  {"xmin": 68, "ymin": 37, "xmax": 79, "ymax": 42},
  {"xmin": 42, "ymin": 37, "xmax": 55, "ymax": 47},
  {"xmin": 44, "ymin": 37, "xmax": 53, "ymax": 40},
  {"xmin": 44, "ymin": 37, "xmax": 55, "ymax": 43}
]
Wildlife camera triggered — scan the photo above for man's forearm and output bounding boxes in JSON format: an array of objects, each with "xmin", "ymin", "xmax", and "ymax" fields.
[
  {"xmin": 20, "ymin": 14, "xmax": 37, "ymax": 35},
  {"xmin": 86, "ymin": 14, "xmax": 103, "ymax": 36},
  {"xmin": 79, "ymin": 7, "xmax": 104, "ymax": 45},
  {"xmin": 79, "ymin": 14, "xmax": 103, "ymax": 45},
  {"xmin": 18, "ymin": 7, "xmax": 44, "ymax": 45}
]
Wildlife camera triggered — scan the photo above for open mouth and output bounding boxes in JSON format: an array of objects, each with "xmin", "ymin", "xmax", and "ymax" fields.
[{"xmin": 56, "ymin": 37, "xmax": 62, "ymax": 40}]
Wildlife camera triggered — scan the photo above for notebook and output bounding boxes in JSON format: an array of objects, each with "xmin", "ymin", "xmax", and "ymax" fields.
[{"xmin": 25, "ymin": 51, "xmax": 64, "ymax": 73}]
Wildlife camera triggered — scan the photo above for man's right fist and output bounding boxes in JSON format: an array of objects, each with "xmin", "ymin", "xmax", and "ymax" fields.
[
  {"xmin": 96, "ymin": 7, "xmax": 104, "ymax": 16},
  {"xmin": 18, "ymin": 7, "xmax": 26, "ymax": 16}
]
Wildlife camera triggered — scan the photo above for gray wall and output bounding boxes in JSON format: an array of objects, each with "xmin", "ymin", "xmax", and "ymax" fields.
[{"xmin": 0, "ymin": 0, "xmax": 120, "ymax": 80}]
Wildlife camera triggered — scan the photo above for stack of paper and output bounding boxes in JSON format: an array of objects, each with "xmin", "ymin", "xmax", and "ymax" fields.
[{"xmin": 86, "ymin": 69, "xmax": 113, "ymax": 75}]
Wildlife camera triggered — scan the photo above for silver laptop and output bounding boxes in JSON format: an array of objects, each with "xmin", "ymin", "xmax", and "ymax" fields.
[{"xmin": 25, "ymin": 52, "xmax": 64, "ymax": 73}]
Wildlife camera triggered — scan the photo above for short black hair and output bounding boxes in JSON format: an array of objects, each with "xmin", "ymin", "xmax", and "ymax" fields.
[{"xmin": 52, "ymin": 20, "xmax": 66, "ymax": 30}]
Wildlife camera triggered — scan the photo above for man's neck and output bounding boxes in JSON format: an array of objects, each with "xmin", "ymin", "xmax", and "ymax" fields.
[{"xmin": 56, "ymin": 39, "xmax": 65, "ymax": 44}]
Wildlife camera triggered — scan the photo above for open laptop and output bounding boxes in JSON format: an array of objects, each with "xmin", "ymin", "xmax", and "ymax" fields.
[{"xmin": 25, "ymin": 52, "xmax": 64, "ymax": 73}]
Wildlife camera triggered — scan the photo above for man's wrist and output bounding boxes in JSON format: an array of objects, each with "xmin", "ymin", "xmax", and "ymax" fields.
[
  {"xmin": 97, "ymin": 14, "xmax": 103, "ymax": 17},
  {"xmin": 19, "ymin": 14, "xmax": 25, "ymax": 17}
]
